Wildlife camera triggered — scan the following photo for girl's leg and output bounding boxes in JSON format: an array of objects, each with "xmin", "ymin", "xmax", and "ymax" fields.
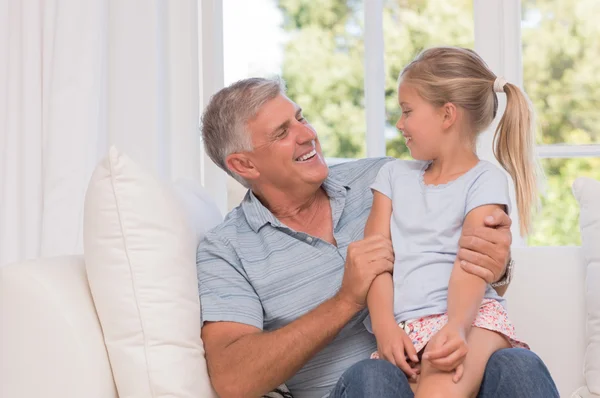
[{"xmin": 414, "ymin": 327, "xmax": 511, "ymax": 398}]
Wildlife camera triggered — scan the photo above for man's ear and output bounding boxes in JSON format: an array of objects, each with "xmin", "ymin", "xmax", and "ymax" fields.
[
  {"xmin": 225, "ymin": 153, "xmax": 259, "ymax": 181},
  {"xmin": 441, "ymin": 102, "xmax": 458, "ymax": 129}
]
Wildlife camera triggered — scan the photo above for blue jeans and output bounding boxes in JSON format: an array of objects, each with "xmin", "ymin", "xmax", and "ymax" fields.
[{"xmin": 329, "ymin": 348, "xmax": 559, "ymax": 398}]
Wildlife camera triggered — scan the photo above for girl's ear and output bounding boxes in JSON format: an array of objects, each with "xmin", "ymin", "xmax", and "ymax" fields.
[{"xmin": 442, "ymin": 102, "xmax": 458, "ymax": 129}]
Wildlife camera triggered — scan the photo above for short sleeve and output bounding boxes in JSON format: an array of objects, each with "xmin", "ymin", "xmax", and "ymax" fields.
[
  {"xmin": 465, "ymin": 165, "xmax": 512, "ymax": 216},
  {"xmin": 370, "ymin": 160, "xmax": 395, "ymax": 199},
  {"xmin": 196, "ymin": 233, "xmax": 263, "ymax": 329}
]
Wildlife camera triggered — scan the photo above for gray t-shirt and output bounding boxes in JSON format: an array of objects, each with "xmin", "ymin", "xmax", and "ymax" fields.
[{"xmin": 365, "ymin": 159, "xmax": 510, "ymax": 330}]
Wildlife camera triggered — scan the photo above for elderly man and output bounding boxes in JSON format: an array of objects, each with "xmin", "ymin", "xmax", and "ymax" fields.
[{"xmin": 196, "ymin": 77, "xmax": 558, "ymax": 398}]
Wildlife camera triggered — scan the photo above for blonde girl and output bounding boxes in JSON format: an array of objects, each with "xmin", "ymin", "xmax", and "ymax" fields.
[{"xmin": 364, "ymin": 47, "xmax": 540, "ymax": 397}]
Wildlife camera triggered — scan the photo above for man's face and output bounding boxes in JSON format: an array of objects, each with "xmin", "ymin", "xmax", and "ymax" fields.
[{"xmin": 244, "ymin": 94, "xmax": 328, "ymax": 190}]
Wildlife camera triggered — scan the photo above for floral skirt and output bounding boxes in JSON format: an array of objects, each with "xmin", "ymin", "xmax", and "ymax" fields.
[{"xmin": 371, "ymin": 299, "xmax": 529, "ymax": 359}]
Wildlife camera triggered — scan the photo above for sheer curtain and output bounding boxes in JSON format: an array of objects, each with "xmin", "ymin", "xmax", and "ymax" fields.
[{"xmin": 0, "ymin": 0, "xmax": 201, "ymax": 267}]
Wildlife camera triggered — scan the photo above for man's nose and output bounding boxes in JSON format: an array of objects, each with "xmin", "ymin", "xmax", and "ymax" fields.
[{"xmin": 296, "ymin": 123, "xmax": 317, "ymax": 144}]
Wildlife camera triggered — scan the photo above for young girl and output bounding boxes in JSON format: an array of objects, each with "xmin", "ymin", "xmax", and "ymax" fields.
[{"xmin": 364, "ymin": 46, "xmax": 540, "ymax": 397}]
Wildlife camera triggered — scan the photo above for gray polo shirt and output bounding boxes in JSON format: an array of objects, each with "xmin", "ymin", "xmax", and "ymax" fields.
[{"xmin": 196, "ymin": 157, "xmax": 392, "ymax": 398}]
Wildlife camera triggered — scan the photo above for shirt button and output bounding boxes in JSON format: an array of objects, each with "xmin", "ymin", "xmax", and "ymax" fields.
[{"xmin": 306, "ymin": 237, "xmax": 313, "ymax": 243}]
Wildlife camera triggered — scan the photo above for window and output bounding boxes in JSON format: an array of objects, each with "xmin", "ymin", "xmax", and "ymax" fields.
[
  {"xmin": 383, "ymin": 0, "xmax": 474, "ymax": 160},
  {"xmin": 221, "ymin": 0, "xmax": 367, "ymax": 209},
  {"xmin": 224, "ymin": 0, "xmax": 366, "ymax": 159},
  {"xmin": 221, "ymin": 0, "xmax": 291, "ymax": 209},
  {"xmin": 522, "ymin": 0, "xmax": 600, "ymax": 245},
  {"xmin": 204, "ymin": 0, "xmax": 600, "ymax": 245}
]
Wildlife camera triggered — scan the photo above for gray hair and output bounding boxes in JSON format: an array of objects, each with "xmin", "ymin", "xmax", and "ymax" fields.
[{"xmin": 201, "ymin": 77, "xmax": 286, "ymax": 187}]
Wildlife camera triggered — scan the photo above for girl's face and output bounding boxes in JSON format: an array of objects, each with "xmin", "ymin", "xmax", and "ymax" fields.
[{"xmin": 396, "ymin": 82, "xmax": 445, "ymax": 161}]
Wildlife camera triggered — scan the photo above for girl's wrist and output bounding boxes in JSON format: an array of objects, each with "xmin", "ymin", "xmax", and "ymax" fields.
[
  {"xmin": 372, "ymin": 314, "xmax": 395, "ymax": 330},
  {"xmin": 447, "ymin": 319, "xmax": 470, "ymax": 335}
]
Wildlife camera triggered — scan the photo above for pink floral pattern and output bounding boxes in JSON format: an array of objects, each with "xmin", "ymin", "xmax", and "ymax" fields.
[{"xmin": 371, "ymin": 299, "xmax": 529, "ymax": 359}]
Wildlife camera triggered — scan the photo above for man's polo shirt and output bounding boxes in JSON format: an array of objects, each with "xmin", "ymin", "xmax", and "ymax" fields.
[{"xmin": 196, "ymin": 157, "xmax": 392, "ymax": 398}]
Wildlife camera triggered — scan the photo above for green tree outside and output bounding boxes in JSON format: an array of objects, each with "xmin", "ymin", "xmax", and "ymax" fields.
[
  {"xmin": 521, "ymin": 0, "xmax": 600, "ymax": 245},
  {"xmin": 275, "ymin": 0, "xmax": 600, "ymax": 246}
]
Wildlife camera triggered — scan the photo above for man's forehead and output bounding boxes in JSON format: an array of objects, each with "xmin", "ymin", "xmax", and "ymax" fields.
[
  {"xmin": 263, "ymin": 94, "xmax": 297, "ymax": 113},
  {"xmin": 252, "ymin": 95, "xmax": 298, "ymax": 126}
]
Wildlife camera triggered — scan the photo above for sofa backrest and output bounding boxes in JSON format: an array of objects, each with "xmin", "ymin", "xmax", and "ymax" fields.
[{"xmin": 508, "ymin": 246, "xmax": 586, "ymax": 397}]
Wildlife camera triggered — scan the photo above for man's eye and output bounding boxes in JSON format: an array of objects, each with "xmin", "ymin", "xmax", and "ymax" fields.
[{"xmin": 297, "ymin": 116, "xmax": 306, "ymax": 122}]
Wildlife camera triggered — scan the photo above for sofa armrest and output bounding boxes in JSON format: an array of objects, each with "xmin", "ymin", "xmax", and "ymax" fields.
[
  {"xmin": 572, "ymin": 386, "xmax": 600, "ymax": 398},
  {"xmin": 0, "ymin": 256, "xmax": 118, "ymax": 398}
]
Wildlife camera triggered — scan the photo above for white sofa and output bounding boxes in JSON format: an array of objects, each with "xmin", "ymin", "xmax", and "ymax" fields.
[
  {"xmin": 0, "ymin": 247, "xmax": 589, "ymax": 398},
  {"xmin": 2, "ymin": 149, "xmax": 598, "ymax": 398}
]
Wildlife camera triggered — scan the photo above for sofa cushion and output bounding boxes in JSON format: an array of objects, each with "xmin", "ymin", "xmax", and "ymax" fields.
[
  {"xmin": 573, "ymin": 177, "xmax": 600, "ymax": 395},
  {"xmin": 83, "ymin": 147, "xmax": 217, "ymax": 398},
  {"xmin": 173, "ymin": 179, "xmax": 223, "ymax": 248}
]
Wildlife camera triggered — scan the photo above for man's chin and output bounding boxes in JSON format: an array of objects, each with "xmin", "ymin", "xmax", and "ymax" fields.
[
  {"xmin": 304, "ymin": 168, "xmax": 329, "ymax": 186},
  {"xmin": 294, "ymin": 161, "xmax": 326, "ymax": 180}
]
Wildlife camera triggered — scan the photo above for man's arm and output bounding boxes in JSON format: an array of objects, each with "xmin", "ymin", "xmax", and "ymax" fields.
[
  {"xmin": 458, "ymin": 207, "xmax": 513, "ymax": 296},
  {"xmin": 202, "ymin": 236, "xmax": 394, "ymax": 398},
  {"xmin": 202, "ymin": 295, "xmax": 359, "ymax": 398}
]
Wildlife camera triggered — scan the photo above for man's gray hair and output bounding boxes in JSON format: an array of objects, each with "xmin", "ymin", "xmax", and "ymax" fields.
[{"xmin": 201, "ymin": 77, "xmax": 286, "ymax": 188}]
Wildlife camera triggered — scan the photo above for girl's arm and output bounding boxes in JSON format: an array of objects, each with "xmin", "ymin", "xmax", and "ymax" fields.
[
  {"xmin": 447, "ymin": 204, "xmax": 505, "ymax": 333},
  {"xmin": 365, "ymin": 191, "xmax": 396, "ymax": 332}
]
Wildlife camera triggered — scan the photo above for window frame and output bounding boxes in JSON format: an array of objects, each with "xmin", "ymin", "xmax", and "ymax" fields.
[{"xmin": 199, "ymin": 0, "xmax": 228, "ymax": 216}]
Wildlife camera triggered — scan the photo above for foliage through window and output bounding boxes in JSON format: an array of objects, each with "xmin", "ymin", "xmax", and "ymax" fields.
[
  {"xmin": 221, "ymin": 0, "xmax": 600, "ymax": 245},
  {"xmin": 522, "ymin": 0, "xmax": 600, "ymax": 245}
]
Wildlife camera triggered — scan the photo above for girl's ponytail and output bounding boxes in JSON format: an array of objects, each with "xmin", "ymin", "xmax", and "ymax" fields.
[{"xmin": 493, "ymin": 81, "xmax": 541, "ymax": 236}]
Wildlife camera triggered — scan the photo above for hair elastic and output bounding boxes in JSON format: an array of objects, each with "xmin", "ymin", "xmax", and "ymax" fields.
[{"xmin": 493, "ymin": 76, "xmax": 508, "ymax": 93}]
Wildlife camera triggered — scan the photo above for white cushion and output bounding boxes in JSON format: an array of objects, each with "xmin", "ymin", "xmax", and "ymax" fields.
[
  {"xmin": 173, "ymin": 179, "xmax": 223, "ymax": 247},
  {"xmin": 83, "ymin": 146, "xmax": 217, "ymax": 398},
  {"xmin": 573, "ymin": 177, "xmax": 600, "ymax": 395}
]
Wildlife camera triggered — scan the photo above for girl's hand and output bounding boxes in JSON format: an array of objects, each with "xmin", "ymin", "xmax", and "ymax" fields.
[
  {"xmin": 374, "ymin": 320, "xmax": 420, "ymax": 379},
  {"xmin": 423, "ymin": 324, "xmax": 468, "ymax": 382}
]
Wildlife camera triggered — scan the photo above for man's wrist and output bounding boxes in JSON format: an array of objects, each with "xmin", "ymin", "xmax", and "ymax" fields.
[{"xmin": 491, "ymin": 258, "xmax": 514, "ymax": 287}]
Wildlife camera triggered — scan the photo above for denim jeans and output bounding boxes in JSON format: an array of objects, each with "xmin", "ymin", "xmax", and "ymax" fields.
[{"xmin": 329, "ymin": 348, "xmax": 559, "ymax": 398}]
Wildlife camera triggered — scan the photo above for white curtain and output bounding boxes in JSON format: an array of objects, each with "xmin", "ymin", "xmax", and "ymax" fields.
[{"xmin": 0, "ymin": 0, "xmax": 201, "ymax": 267}]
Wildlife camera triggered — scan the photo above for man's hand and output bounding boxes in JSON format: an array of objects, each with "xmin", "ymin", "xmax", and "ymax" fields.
[
  {"xmin": 423, "ymin": 324, "xmax": 468, "ymax": 383},
  {"xmin": 373, "ymin": 320, "xmax": 419, "ymax": 379},
  {"xmin": 337, "ymin": 235, "xmax": 394, "ymax": 310},
  {"xmin": 458, "ymin": 207, "xmax": 511, "ymax": 284}
]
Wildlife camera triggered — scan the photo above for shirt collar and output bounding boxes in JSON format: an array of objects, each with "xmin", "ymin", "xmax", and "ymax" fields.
[{"xmin": 241, "ymin": 174, "xmax": 350, "ymax": 233}]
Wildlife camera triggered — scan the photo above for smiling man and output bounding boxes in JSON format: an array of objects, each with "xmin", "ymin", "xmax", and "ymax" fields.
[{"xmin": 196, "ymin": 77, "xmax": 558, "ymax": 398}]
